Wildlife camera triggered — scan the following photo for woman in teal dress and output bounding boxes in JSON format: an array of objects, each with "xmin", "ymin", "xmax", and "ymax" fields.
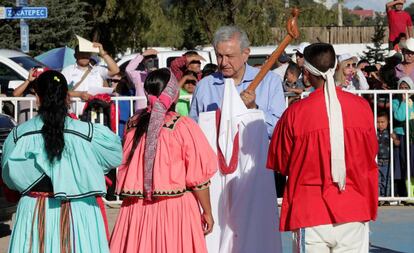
[{"xmin": 1, "ymin": 70, "xmax": 122, "ymax": 253}]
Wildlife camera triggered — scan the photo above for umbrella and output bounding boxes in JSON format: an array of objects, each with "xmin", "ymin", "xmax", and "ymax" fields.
[{"xmin": 35, "ymin": 46, "xmax": 76, "ymax": 71}]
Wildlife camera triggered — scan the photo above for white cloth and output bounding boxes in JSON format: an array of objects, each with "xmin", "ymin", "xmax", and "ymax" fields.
[
  {"xmin": 304, "ymin": 60, "xmax": 346, "ymax": 191},
  {"xmin": 217, "ymin": 79, "xmax": 246, "ymax": 165},
  {"xmin": 61, "ymin": 64, "xmax": 109, "ymax": 115},
  {"xmin": 198, "ymin": 79, "xmax": 282, "ymax": 253},
  {"xmin": 293, "ymin": 222, "xmax": 370, "ymax": 253}
]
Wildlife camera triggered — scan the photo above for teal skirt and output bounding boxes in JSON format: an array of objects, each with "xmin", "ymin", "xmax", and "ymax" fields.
[{"xmin": 8, "ymin": 195, "xmax": 109, "ymax": 253}]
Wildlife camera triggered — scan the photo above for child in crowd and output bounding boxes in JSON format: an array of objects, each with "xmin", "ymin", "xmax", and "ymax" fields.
[
  {"xmin": 377, "ymin": 111, "xmax": 399, "ymax": 199},
  {"xmin": 394, "ymin": 33, "xmax": 407, "ymax": 53},
  {"xmin": 176, "ymin": 70, "xmax": 198, "ymax": 116},
  {"xmin": 283, "ymin": 62, "xmax": 305, "ymax": 104}
]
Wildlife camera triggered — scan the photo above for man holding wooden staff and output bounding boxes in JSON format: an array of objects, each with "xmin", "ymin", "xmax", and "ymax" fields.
[{"xmin": 189, "ymin": 26, "xmax": 284, "ymax": 253}]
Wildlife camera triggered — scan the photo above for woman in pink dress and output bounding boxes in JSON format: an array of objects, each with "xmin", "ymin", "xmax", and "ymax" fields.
[{"xmin": 110, "ymin": 68, "xmax": 217, "ymax": 253}]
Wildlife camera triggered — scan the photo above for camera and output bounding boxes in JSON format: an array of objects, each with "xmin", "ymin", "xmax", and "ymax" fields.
[{"xmin": 362, "ymin": 65, "xmax": 378, "ymax": 73}]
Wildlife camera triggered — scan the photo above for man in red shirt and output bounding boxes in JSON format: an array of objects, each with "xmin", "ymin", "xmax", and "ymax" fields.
[
  {"xmin": 387, "ymin": 0, "xmax": 413, "ymax": 49},
  {"xmin": 267, "ymin": 43, "xmax": 378, "ymax": 252}
]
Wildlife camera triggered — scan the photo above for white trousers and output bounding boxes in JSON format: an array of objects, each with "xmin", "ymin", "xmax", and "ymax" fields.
[{"xmin": 293, "ymin": 222, "xmax": 370, "ymax": 253}]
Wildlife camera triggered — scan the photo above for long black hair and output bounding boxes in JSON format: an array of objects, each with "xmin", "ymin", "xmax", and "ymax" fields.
[
  {"xmin": 34, "ymin": 70, "xmax": 68, "ymax": 163},
  {"xmin": 125, "ymin": 68, "xmax": 173, "ymax": 165}
]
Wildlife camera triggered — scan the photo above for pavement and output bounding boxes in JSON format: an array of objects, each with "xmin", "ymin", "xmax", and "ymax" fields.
[{"xmin": 1, "ymin": 206, "xmax": 413, "ymax": 253}]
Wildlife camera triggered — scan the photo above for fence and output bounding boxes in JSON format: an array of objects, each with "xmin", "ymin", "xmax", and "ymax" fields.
[
  {"xmin": 0, "ymin": 91, "xmax": 413, "ymax": 205},
  {"xmin": 271, "ymin": 26, "xmax": 389, "ymax": 44}
]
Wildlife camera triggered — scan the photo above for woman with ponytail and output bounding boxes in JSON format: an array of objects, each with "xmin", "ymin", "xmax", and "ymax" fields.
[
  {"xmin": 110, "ymin": 68, "xmax": 217, "ymax": 253},
  {"xmin": 1, "ymin": 70, "xmax": 122, "ymax": 253}
]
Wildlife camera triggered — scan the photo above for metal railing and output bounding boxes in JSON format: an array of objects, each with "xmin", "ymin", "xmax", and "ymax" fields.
[{"xmin": 1, "ymin": 91, "xmax": 413, "ymax": 204}]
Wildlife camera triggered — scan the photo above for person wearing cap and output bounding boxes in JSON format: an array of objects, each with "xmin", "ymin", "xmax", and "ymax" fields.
[
  {"xmin": 335, "ymin": 53, "xmax": 369, "ymax": 91},
  {"xmin": 267, "ymin": 43, "xmax": 378, "ymax": 252},
  {"xmin": 395, "ymin": 37, "xmax": 414, "ymax": 82},
  {"xmin": 392, "ymin": 76, "xmax": 414, "ymax": 199},
  {"xmin": 272, "ymin": 52, "xmax": 291, "ymax": 79},
  {"xmin": 294, "ymin": 42, "xmax": 310, "ymax": 68},
  {"xmin": 386, "ymin": 0, "xmax": 412, "ymax": 50},
  {"xmin": 125, "ymin": 48, "xmax": 159, "ymax": 112},
  {"xmin": 61, "ymin": 43, "xmax": 119, "ymax": 114}
]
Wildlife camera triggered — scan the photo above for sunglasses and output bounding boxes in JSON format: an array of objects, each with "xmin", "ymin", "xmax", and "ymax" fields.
[
  {"xmin": 108, "ymin": 79, "xmax": 121, "ymax": 83},
  {"xmin": 345, "ymin": 63, "xmax": 357, "ymax": 68}
]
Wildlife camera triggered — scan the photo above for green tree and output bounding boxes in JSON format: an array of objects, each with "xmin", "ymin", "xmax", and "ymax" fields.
[
  {"xmin": 170, "ymin": 0, "xmax": 286, "ymax": 47},
  {"xmin": 0, "ymin": 0, "xmax": 91, "ymax": 56},
  {"xmin": 0, "ymin": 0, "xmax": 22, "ymax": 50},
  {"xmin": 29, "ymin": 0, "xmax": 91, "ymax": 56},
  {"xmin": 363, "ymin": 17, "xmax": 386, "ymax": 64}
]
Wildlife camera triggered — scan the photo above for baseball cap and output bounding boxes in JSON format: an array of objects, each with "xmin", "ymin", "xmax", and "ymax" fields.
[
  {"xmin": 401, "ymin": 37, "xmax": 414, "ymax": 52},
  {"xmin": 295, "ymin": 42, "xmax": 311, "ymax": 55},
  {"xmin": 338, "ymin": 53, "xmax": 358, "ymax": 63}
]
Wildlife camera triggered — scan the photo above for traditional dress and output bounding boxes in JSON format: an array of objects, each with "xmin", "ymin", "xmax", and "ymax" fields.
[
  {"xmin": 267, "ymin": 86, "xmax": 378, "ymax": 252},
  {"xmin": 110, "ymin": 112, "xmax": 217, "ymax": 253},
  {"xmin": 1, "ymin": 116, "xmax": 122, "ymax": 253},
  {"xmin": 195, "ymin": 77, "xmax": 283, "ymax": 253}
]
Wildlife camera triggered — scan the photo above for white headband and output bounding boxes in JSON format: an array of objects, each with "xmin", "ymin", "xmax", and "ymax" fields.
[{"xmin": 304, "ymin": 59, "xmax": 346, "ymax": 191}]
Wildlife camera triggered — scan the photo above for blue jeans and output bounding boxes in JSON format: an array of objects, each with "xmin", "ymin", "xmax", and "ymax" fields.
[{"xmin": 379, "ymin": 164, "xmax": 391, "ymax": 197}]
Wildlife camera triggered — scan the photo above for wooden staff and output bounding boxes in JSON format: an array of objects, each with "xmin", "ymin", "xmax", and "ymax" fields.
[{"xmin": 247, "ymin": 8, "xmax": 300, "ymax": 92}]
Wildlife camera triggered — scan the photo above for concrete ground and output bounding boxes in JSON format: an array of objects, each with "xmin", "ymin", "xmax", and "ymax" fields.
[{"xmin": 1, "ymin": 206, "xmax": 413, "ymax": 253}]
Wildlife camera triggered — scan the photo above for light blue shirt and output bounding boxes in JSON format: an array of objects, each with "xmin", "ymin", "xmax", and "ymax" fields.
[{"xmin": 189, "ymin": 64, "xmax": 286, "ymax": 137}]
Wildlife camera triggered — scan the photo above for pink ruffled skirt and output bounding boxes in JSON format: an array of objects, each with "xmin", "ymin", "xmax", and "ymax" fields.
[{"xmin": 110, "ymin": 192, "xmax": 207, "ymax": 253}]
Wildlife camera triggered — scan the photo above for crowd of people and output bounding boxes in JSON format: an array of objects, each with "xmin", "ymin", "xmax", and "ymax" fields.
[{"xmin": 0, "ymin": 1, "xmax": 413, "ymax": 252}]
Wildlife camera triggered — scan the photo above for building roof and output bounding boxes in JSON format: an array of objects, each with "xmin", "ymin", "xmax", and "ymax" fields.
[{"xmin": 349, "ymin": 9, "xmax": 375, "ymax": 18}]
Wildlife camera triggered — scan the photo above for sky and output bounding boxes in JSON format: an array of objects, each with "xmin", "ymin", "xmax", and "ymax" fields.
[{"xmin": 323, "ymin": 0, "xmax": 414, "ymax": 11}]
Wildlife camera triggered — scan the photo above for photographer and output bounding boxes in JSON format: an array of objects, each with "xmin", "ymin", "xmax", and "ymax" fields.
[{"xmin": 358, "ymin": 60, "xmax": 384, "ymax": 90}]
